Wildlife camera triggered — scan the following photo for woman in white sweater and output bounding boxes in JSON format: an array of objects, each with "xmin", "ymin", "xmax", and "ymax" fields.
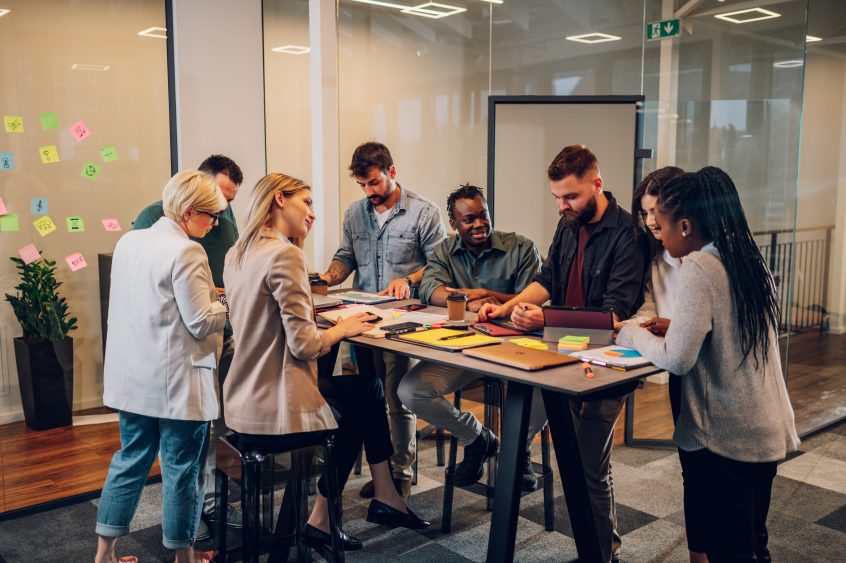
[{"xmin": 616, "ymin": 167, "xmax": 799, "ymax": 563}]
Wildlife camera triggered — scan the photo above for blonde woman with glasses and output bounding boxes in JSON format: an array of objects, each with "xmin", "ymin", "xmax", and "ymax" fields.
[
  {"xmin": 223, "ymin": 173, "xmax": 430, "ymax": 553},
  {"xmin": 96, "ymin": 170, "xmax": 229, "ymax": 563}
]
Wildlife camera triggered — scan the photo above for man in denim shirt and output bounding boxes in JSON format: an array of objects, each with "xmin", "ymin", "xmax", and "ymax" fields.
[
  {"xmin": 320, "ymin": 142, "xmax": 446, "ymax": 497},
  {"xmin": 479, "ymin": 145, "xmax": 645, "ymax": 563}
]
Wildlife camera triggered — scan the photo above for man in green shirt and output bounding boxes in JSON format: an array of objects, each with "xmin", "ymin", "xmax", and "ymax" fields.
[
  {"xmin": 397, "ymin": 185, "xmax": 546, "ymax": 491},
  {"xmin": 132, "ymin": 154, "xmax": 243, "ymax": 536}
]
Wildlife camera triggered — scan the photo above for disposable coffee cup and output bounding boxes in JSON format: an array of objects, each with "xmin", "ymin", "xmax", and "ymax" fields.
[{"xmin": 447, "ymin": 292, "xmax": 468, "ymax": 323}]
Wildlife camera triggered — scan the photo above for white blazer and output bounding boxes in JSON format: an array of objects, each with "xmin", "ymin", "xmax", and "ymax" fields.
[{"xmin": 103, "ymin": 217, "xmax": 227, "ymax": 421}]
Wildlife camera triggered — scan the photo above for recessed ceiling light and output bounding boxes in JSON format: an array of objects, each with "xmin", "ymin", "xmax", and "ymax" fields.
[
  {"xmin": 806, "ymin": 35, "xmax": 822, "ymax": 42},
  {"xmin": 714, "ymin": 8, "xmax": 780, "ymax": 24},
  {"xmin": 271, "ymin": 45, "xmax": 310, "ymax": 55},
  {"xmin": 71, "ymin": 63, "xmax": 111, "ymax": 71},
  {"xmin": 566, "ymin": 32, "xmax": 622, "ymax": 44},
  {"xmin": 773, "ymin": 59, "xmax": 804, "ymax": 68},
  {"xmin": 401, "ymin": 2, "xmax": 466, "ymax": 19},
  {"xmin": 137, "ymin": 26, "xmax": 167, "ymax": 39},
  {"xmin": 0, "ymin": 8, "xmax": 10, "ymax": 17}
]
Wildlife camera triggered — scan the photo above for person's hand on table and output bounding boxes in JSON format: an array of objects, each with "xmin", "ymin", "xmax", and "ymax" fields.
[
  {"xmin": 468, "ymin": 296, "xmax": 501, "ymax": 312},
  {"xmin": 640, "ymin": 317, "xmax": 670, "ymax": 336},
  {"xmin": 446, "ymin": 287, "xmax": 488, "ymax": 302},
  {"xmin": 378, "ymin": 277, "xmax": 412, "ymax": 299},
  {"xmin": 335, "ymin": 312, "xmax": 377, "ymax": 337},
  {"xmin": 477, "ymin": 302, "xmax": 508, "ymax": 322},
  {"xmin": 510, "ymin": 302, "xmax": 543, "ymax": 331}
]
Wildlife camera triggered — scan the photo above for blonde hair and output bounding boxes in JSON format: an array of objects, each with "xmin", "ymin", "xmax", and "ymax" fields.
[
  {"xmin": 231, "ymin": 173, "xmax": 311, "ymax": 267},
  {"xmin": 162, "ymin": 170, "xmax": 226, "ymax": 221}
]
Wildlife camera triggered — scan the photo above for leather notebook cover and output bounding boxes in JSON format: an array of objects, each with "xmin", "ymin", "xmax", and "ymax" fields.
[{"xmin": 462, "ymin": 342, "xmax": 580, "ymax": 371}]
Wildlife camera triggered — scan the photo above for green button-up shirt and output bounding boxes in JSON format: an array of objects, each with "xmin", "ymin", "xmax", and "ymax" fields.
[{"xmin": 418, "ymin": 230, "xmax": 542, "ymax": 304}]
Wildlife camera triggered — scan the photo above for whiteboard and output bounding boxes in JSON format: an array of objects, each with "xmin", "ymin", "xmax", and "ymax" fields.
[{"xmin": 488, "ymin": 97, "xmax": 644, "ymax": 256}]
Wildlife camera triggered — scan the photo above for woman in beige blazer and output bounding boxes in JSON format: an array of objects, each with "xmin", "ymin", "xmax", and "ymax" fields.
[
  {"xmin": 223, "ymin": 173, "xmax": 430, "ymax": 552},
  {"xmin": 96, "ymin": 170, "xmax": 227, "ymax": 563}
]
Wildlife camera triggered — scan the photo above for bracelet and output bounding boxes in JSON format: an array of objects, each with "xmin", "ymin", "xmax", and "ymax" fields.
[
  {"xmin": 217, "ymin": 293, "xmax": 230, "ymax": 319},
  {"xmin": 402, "ymin": 275, "xmax": 414, "ymax": 288}
]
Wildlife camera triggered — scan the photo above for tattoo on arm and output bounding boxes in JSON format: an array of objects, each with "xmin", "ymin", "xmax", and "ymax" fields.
[{"xmin": 323, "ymin": 260, "xmax": 352, "ymax": 286}]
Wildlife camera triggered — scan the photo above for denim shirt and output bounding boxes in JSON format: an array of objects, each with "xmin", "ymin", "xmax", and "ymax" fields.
[{"xmin": 333, "ymin": 186, "xmax": 446, "ymax": 293}]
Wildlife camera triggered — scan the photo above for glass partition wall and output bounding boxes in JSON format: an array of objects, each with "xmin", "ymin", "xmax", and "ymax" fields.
[{"xmin": 263, "ymin": 0, "xmax": 845, "ymax": 438}]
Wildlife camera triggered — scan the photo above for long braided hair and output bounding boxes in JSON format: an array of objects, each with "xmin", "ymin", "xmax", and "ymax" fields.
[{"xmin": 657, "ymin": 167, "xmax": 779, "ymax": 366}]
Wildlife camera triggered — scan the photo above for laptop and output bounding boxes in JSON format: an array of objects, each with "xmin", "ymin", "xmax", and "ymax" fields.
[
  {"xmin": 463, "ymin": 342, "xmax": 581, "ymax": 371},
  {"xmin": 542, "ymin": 306, "xmax": 614, "ymax": 344}
]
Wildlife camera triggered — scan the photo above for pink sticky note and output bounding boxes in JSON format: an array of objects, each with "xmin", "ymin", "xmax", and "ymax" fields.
[
  {"xmin": 65, "ymin": 252, "xmax": 88, "ymax": 272},
  {"xmin": 101, "ymin": 218, "xmax": 122, "ymax": 232},
  {"xmin": 0, "ymin": 196, "xmax": 7, "ymax": 215},
  {"xmin": 19, "ymin": 244, "xmax": 41, "ymax": 265},
  {"xmin": 68, "ymin": 121, "xmax": 91, "ymax": 142}
]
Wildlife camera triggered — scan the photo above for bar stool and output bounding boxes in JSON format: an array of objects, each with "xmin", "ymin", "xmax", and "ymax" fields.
[
  {"xmin": 214, "ymin": 432, "xmax": 345, "ymax": 563},
  {"xmin": 441, "ymin": 379, "xmax": 555, "ymax": 533}
]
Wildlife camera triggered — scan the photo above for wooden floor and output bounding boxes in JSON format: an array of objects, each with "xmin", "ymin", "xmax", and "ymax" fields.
[{"xmin": 0, "ymin": 331, "xmax": 842, "ymax": 515}]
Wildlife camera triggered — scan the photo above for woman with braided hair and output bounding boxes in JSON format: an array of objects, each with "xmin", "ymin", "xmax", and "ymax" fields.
[{"xmin": 616, "ymin": 166, "xmax": 799, "ymax": 563}]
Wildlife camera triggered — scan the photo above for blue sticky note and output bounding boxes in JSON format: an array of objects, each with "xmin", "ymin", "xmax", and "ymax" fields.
[
  {"xmin": 31, "ymin": 198, "xmax": 49, "ymax": 215},
  {"xmin": 0, "ymin": 152, "xmax": 14, "ymax": 171}
]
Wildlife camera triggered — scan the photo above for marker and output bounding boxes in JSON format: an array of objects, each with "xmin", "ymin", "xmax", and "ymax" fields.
[
  {"xmin": 582, "ymin": 362, "xmax": 595, "ymax": 379},
  {"xmin": 439, "ymin": 332, "xmax": 474, "ymax": 341}
]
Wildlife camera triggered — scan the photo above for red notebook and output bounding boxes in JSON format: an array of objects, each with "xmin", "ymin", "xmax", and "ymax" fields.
[{"xmin": 472, "ymin": 322, "xmax": 524, "ymax": 337}]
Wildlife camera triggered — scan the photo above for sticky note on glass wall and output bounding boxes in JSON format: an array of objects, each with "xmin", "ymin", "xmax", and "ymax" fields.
[
  {"xmin": 31, "ymin": 198, "xmax": 48, "ymax": 215},
  {"xmin": 102, "ymin": 218, "xmax": 122, "ymax": 232},
  {"xmin": 3, "ymin": 116, "xmax": 24, "ymax": 133},
  {"xmin": 39, "ymin": 145, "xmax": 60, "ymax": 164},
  {"xmin": 0, "ymin": 152, "xmax": 14, "ymax": 170},
  {"xmin": 65, "ymin": 252, "xmax": 88, "ymax": 272},
  {"xmin": 66, "ymin": 215, "xmax": 85, "ymax": 232},
  {"xmin": 0, "ymin": 214, "xmax": 20, "ymax": 232},
  {"xmin": 18, "ymin": 243, "xmax": 41, "ymax": 265},
  {"xmin": 39, "ymin": 112, "xmax": 59, "ymax": 130},
  {"xmin": 33, "ymin": 215, "xmax": 57, "ymax": 237},
  {"xmin": 69, "ymin": 121, "xmax": 91, "ymax": 142},
  {"xmin": 100, "ymin": 145, "xmax": 119, "ymax": 163},
  {"xmin": 81, "ymin": 162, "xmax": 100, "ymax": 180}
]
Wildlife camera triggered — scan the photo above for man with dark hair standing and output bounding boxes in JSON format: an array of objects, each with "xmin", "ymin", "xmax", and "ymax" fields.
[
  {"xmin": 133, "ymin": 154, "xmax": 244, "ymax": 538},
  {"xmin": 479, "ymin": 145, "xmax": 645, "ymax": 563},
  {"xmin": 320, "ymin": 142, "xmax": 446, "ymax": 498},
  {"xmin": 398, "ymin": 185, "xmax": 545, "ymax": 491}
]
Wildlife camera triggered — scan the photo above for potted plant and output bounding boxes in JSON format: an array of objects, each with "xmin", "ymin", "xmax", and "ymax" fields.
[{"xmin": 4, "ymin": 252, "xmax": 78, "ymax": 430}]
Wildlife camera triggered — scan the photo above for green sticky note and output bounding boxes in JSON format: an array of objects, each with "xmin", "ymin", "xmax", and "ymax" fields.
[
  {"xmin": 39, "ymin": 112, "xmax": 59, "ymax": 130},
  {"xmin": 66, "ymin": 215, "xmax": 85, "ymax": 232},
  {"xmin": 100, "ymin": 145, "xmax": 119, "ymax": 162},
  {"xmin": 0, "ymin": 214, "xmax": 20, "ymax": 232},
  {"xmin": 81, "ymin": 162, "xmax": 100, "ymax": 180}
]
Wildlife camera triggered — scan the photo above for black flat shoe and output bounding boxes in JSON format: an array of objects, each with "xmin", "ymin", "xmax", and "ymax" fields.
[
  {"xmin": 366, "ymin": 499, "xmax": 431, "ymax": 529},
  {"xmin": 302, "ymin": 523, "xmax": 363, "ymax": 551}
]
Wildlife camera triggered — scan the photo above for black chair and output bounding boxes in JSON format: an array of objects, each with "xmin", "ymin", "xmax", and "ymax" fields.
[
  {"xmin": 441, "ymin": 379, "xmax": 555, "ymax": 533},
  {"xmin": 214, "ymin": 433, "xmax": 344, "ymax": 563}
]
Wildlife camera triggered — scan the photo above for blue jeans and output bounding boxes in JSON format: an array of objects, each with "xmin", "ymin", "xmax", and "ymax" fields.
[{"xmin": 95, "ymin": 411, "xmax": 209, "ymax": 549}]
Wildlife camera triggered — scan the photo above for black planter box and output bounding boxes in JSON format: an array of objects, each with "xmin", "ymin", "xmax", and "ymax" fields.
[{"xmin": 13, "ymin": 337, "xmax": 74, "ymax": 431}]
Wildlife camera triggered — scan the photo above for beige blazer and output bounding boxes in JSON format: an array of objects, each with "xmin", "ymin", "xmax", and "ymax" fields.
[
  {"xmin": 104, "ymin": 217, "xmax": 227, "ymax": 421},
  {"xmin": 222, "ymin": 231, "xmax": 338, "ymax": 435}
]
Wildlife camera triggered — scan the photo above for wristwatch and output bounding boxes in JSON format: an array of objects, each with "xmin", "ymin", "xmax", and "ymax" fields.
[{"xmin": 402, "ymin": 275, "xmax": 414, "ymax": 288}]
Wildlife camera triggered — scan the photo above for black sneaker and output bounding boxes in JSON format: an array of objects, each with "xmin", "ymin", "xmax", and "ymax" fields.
[
  {"xmin": 521, "ymin": 450, "xmax": 539, "ymax": 492},
  {"xmin": 454, "ymin": 428, "xmax": 499, "ymax": 486}
]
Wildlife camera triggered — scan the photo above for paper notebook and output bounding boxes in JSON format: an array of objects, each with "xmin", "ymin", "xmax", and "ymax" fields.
[
  {"xmin": 391, "ymin": 328, "xmax": 501, "ymax": 352},
  {"xmin": 569, "ymin": 345, "xmax": 651, "ymax": 370}
]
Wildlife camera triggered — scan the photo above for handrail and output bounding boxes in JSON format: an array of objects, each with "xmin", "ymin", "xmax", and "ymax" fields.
[{"xmin": 753, "ymin": 225, "xmax": 834, "ymax": 236}]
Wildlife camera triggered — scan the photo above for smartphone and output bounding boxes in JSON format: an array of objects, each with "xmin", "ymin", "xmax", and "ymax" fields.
[
  {"xmin": 398, "ymin": 303, "xmax": 427, "ymax": 312},
  {"xmin": 381, "ymin": 321, "xmax": 423, "ymax": 334}
]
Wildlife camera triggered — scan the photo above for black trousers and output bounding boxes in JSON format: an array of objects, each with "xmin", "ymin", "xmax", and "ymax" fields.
[
  {"xmin": 669, "ymin": 374, "xmax": 681, "ymax": 425},
  {"xmin": 678, "ymin": 448, "xmax": 777, "ymax": 562},
  {"xmin": 231, "ymin": 344, "xmax": 393, "ymax": 497}
]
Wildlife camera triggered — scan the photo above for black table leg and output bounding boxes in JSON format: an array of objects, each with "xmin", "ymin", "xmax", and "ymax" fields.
[
  {"xmin": 486, "ymin": 381, "xmax": 533, "ymax": 563},
  {"xmin": 542, "ymin": 390, "xmax": 603, "ymax": 562}
]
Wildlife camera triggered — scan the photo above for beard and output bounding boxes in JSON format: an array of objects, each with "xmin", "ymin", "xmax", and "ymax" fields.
[{"xmin": 560, "ymin": 194, "xmax": 598, "ymax": 229}]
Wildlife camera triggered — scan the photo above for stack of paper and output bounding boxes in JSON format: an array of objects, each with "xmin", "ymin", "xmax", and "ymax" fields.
[{"xmin": 558, "ymin": 335, "xmax": 590, "ymax": 351}]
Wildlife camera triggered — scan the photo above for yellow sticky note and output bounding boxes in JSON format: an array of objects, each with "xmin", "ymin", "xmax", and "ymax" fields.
[
  {"xmin": 4, "ymin": 116, "xmax": 24, "ymax": 133},
  {"xmin": 509, "ymin": 338, "xmax": 548, "ymax": 351},
  {"xmin": 39, "ymin": 145, "xmax": 60, "ymax": 164},
  {"xmin": 33, "ymin": 215, "xmax": 57, "ymax": 237}
]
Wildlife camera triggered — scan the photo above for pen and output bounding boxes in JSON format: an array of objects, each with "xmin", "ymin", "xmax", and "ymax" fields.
[
  {"xmin": 474, "ymin": 325, "xmax": 491, "ymax": 334},
  {"xmin": 438, "ymin": 332, "xmax": 474, "ymax": 341},
  {"xmin": 582, "ymin": 362, "xmax": 595, "ymax": 379}
]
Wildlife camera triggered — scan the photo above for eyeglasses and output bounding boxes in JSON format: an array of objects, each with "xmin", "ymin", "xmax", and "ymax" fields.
[{"xmin": 196, "ymin": 210, "xmax": 223, "ymax": 223}]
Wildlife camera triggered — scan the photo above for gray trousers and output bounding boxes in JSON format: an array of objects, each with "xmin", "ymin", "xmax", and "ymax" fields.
[
  {"xmin": 201, "ymin": 337, "xmax": 235, "ymax": 512},
  {"xmin": 569, "ymin": 394, "xmax": 628, "ymax": 563},
  {"xmin": 397, "ymin": 361, "xmax": 548, "ymax": 447}
]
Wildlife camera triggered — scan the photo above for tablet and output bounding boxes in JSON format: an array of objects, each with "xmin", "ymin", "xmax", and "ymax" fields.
[{"xmin": 541, "ymin": 306, "xmax": 614, "ymax": 344}]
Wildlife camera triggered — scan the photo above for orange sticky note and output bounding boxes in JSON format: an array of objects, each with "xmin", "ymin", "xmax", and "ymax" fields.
[
  {"xmin": 65, "ymin": 252, "xmax": 88, "ymax": 272},
  {"xmin": 101, "ymin": 218, "xmax": 122, "ymax": 232},
  {"xmin": 19, "ymin": 244, "xmax": 41, "ymax": 265}
]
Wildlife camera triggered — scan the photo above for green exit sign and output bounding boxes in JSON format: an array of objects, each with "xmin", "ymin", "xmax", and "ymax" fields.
[{"xmin": 647, "ymin": 19, "xmax": 680, "ymax": 40}]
